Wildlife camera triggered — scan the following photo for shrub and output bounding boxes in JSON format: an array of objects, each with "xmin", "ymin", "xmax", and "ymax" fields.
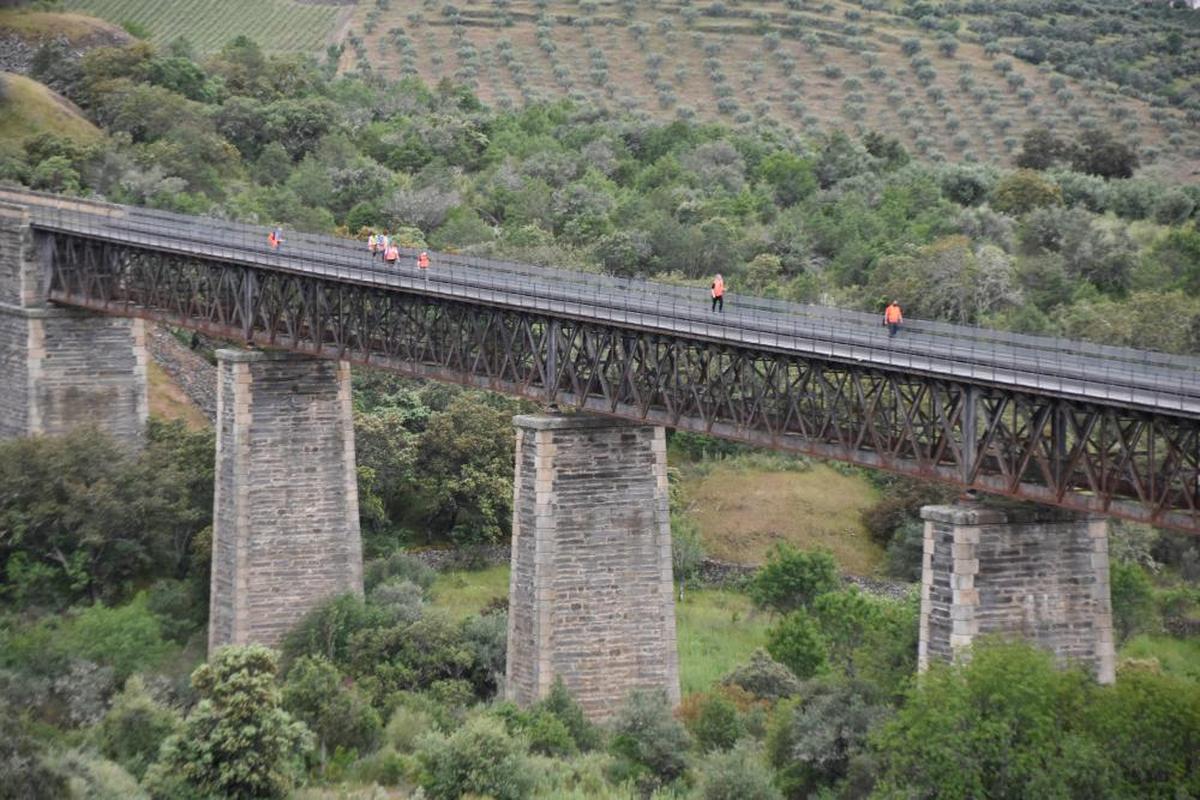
[
  {"xmin": 43, "ymin": 749, "xmax": 147, "ymax": 800},
  {"xmin": 95, "ymin": 677, "xmax": 181, "ymax": 780},
  {"xmin": 417, "ymin": 714, "xmax": 534, "ymax": 800},
  {"xmin": 749, "ymin": 544, "xmax": 840, "ymax": 614},
  {"xmin": 281, "ymin": 593, "xmax": 384, "ymax": 667},
  {"xmin": 767, "ymin": 679, "xmax": 889, "ymax": 797},
  {"xmin": 693, "ymin": 693, "xmax": 744, "ymax": 752},
  {"xmin": 534, "ymin": 677, "xmax": 602, "ymax": 752},
  {"xmin": 694, "ymin": 742, "xmax": 783, "ymax": 800},
  {"xmin": 461, "ymin": 611, "xmax": 508, "ymax": 697},
  {"xmin": 0, "ymin": 703, "xmax": 71, "ymax": 800},
  {"xmin": 991, "ymin": 169, "xmax": 1063, "ymax": 215},
  {"xmin": 767, "ymin": 612, "xmax": 827, "ymax": 679},
  {"xmin": 608, "ymin": 689, "xmax": 691, "ymax": 787},
  {"xmin": 384, "ymin": 704, "xmax": 438, "ymax": 753},
  {"xmin": 369, "ymin": 578, "xmax": 426, "ymax": 625},
  {"xmin": 1111, "ymin": 560, "xmax": 1157, "ymax": 643},
  {"xmin": 720, "ymin": 649, "xmax": 802, "ymax": 702},
  {"xmin": 145, "ymin": 646, "xmax": 312, "ymax": 800},
  {"xmin": 282, "ymin": 656, "xmax": 382, "ymax": 768}
]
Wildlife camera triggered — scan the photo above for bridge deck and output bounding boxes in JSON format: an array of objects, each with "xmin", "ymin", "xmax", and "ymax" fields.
[{"xmin": 6, "ymin": 187, "xmax": 1200, "ymax": 418}]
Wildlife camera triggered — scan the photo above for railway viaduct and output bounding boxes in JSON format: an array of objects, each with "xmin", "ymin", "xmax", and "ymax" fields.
[{"xmin": 4, "ymin": 189, "xmax": 1200, "ymax": 712}]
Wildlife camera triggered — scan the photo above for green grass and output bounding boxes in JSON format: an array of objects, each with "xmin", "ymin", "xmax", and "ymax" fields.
[
  {"xmin": 1119, "ymin": 634, "xmax": 1200, "ymax": 684},
  {"xmin": 675, "ymin": 588, "xmax": 770, "ymax": 695},
  {"xmin": 431, "ymin": 566, "xmax": 768, "ymax": 695},
  {"xmin": 0, "ymin": 9, "xmax": 125, "ymax": 40},
  {"xmin": 0, "ymin": 72, "xmax": 103, "ymax": 157},
  {"xmin": 430, "ymin": 564, "xmax": 510, "ymax": 618},
  {"xmin": 65, "ymin": 0, "xmax": 344, "ymax": 55}
]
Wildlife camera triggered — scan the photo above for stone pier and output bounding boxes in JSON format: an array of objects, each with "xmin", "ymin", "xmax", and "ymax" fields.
[
  {"xmin": 208, "ymin": 349, "xmax": 363, "ymax": 653},
  {"xmin": 919, "ymin": 501, "xmax": 1115, "ymax": 683},
  {"xmin": 0, "ymin": 203, "xmax": 147, "ymax": 442},
  {"xmin": 506, "ymin": 414, "xmax": 680, "ymax": 720}
]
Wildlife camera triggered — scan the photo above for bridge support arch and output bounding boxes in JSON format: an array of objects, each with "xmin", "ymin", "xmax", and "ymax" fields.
[
  {"xmin": 919, "ymin": 501, "xmax": 1115, "ymax": 683},
  {"xmin": 506, "ymin": 414, "xmax": 681, "ymax": 720},
  {"xmin": 208, "ymin": 349, "xmax": 363, "ymax": 653},
  {"xmin": 0, "ymin": 203, "xmax": 147, "ymax": 442}
]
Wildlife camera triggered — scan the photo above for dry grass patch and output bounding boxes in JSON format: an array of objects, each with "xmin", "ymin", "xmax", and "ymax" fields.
[
  {"xmin": 0, "ymin": 10, "xmax": 126, "ymax": 42},
  {"xmin": 682, "ymin": 461, "xmax": 882, "ymax": 575},
  {"xmin": 0, "ymin": 72, "xmax": 102, "ymax": 157},
  {"xmin": 147, "ymin": 361, "xmax": 209, "ymax": 430}
]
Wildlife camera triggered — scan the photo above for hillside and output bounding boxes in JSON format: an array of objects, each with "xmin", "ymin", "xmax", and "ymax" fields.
[
  {"xmin": 61, "ymin": 0, "xmax": 355, "ymax": 55},
  {"xmin": 338, "ymin": 0, "xmax": 1200, "ymax": 177},
  {"xmin": 0, "ymin": 71, "xmax": 102, "ymax": 156},
  {"xmin": 0, "ymin": 8, "xmax": 127, "ymax": 43}
]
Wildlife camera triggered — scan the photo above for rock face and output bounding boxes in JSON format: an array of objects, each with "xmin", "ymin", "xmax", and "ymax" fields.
[
  {"xmin": 505, "ymin": 414, "xmax": 680, "ymax": 720},
  {"xmin": 0, "ymin": 202, "xmax": 148, "ymax": 443},
  {"xmin": 208, "ymin": 349, "xmax": 363, "ymax": 653},
  {"xmin": 919, "ymin": 501, "xmax": 1115, "ymax": 683}
]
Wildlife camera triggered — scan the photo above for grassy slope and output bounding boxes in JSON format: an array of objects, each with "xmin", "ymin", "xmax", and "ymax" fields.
[
  {"xmin": 339, "ymin": 0, "xmax": 1197, "ymax": 178},
  {"xmin": 0, "ymin": 9, "xmax": 127, "ymax": 41},
  {"xmin": 0, "ymin": 72, "xmax": 102, "ymax": 157},
  {"xmin": 63, "ymin": 0, "xmax": 351, "ymax": 55},
  {"xmin": 682, "ymin": 461, "xmax": 883, "ymax": 574},
  {"xmin": 147, "ymin": 361, "xmax": 209, "ymax": 430},
  {"xmin": 430, "ymin": 566, "xmax": 770, "ymax": 695}
]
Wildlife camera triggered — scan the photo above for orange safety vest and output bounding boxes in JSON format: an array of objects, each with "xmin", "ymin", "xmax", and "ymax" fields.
[
  {"xmin": 885, "ymin": 304, "xmax": 903, "ymax": 324},
  {"xmin": 384, "ymin": 245, "xmax": 399, "ymax": 262},
  {"xmin": 418, "ymin": 252, "xmax": 430, "ymax": 270},
  {"xmin": 267, "ymin": 231, "xmax": 277, "ymax": 248},
  {"xmin": 711, "ymin": 276, "xmax": 725, "ymax": 298}
]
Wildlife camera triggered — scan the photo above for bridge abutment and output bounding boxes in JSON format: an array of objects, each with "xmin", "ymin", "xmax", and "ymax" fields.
[
  {"xmin": 0, "ymin": 203, "xmax": 148, "ymax": 442},
  {"xmin": 919, "ymin": 501, "xmax": 1115, "ymax": 683},
  {"xmin": 506, "ymin": 414, "xmax": 681, "ymax": 719},
  {"xmin": 209, "ymin": 349, "xmax": 363, "ymax": 653}
]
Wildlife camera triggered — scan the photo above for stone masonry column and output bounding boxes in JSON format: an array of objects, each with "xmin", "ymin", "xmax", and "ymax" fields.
[
  {"xmin": 919, "ymin": 501, "xmax": 1115, "ymax": 683},
  {"xmin": 506, "ymin": 414, "xmax": 681, "ymax": 720},
  {"xmin": 0, "ymin": 202, "xmax": 148, "ymax": 442},
  {"xmin": 208, "ymin": 349, "xmax": 363, "ymax": 653}
]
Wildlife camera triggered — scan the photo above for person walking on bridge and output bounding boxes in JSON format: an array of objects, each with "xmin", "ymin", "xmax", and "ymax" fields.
[
  {"xmin": 368, "ymin": 232, "xmax": 379, "ymax": 258},
  {"xmin": 384, "ymin": 241, "xmax": 399, "ymax": 265},
  {"xmin": 417, "ymin": 250, "xmax": 430, "ymax": 276},
  {"xmin": 711, "ymin": 273, "xmax": 725, "ymax": 313},
  {"xmin": 884, "ymin": 300, "xmax": 903, "ymax": 338},
  {"xmin": 268, "ymin": 227, "xmax": 283, "ymax": 250}
]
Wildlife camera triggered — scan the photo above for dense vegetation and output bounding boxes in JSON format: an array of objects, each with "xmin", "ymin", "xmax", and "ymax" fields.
[{"xmin": 1, "ymin": 4, "xmax": 1199, "ymax": 798}]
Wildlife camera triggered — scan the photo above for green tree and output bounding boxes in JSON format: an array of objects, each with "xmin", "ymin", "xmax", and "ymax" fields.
[
  {"xmin": 749, "ymin": 544, "xmax": 840, "ymax": 614},
  {"xmin": 282, "ymin": 656, "xmax": 381, "ymax": 771},
  {"xmin": 767, "ymin": 612, "xmax": 827, "ymax": 679},
  {"xmin": 414, "ymin": 394, "xmax": 515, "ymax": 543},
  {"xmin": 609, "ymin": 689, "xmax": 691, "ymax": 787},
  {"xmin": 1071, "ymin": 129, "xmax": 1139, "ymax": 180},
  {"xmin": 1015, "ymin": 127, "xmax": 1067, "ymax": 171},
  {"xmin": 870, "ymin": 642, "xmax": 1113, "ymax": 799},
  {"xmin": 417, "ymin": 714, "xmax": 535, "ymax": 800},
  {"xmin": 95, "ymin": 676, "xmax": 181, "ymax": 780},
  {"xmin": 695, "ymin": 742, "xmax": 783, "ymax": 800},
  {"xmin": 990, "ymin": 169, "xmax": 1063, "ymax": 215},
  {"xmin": 145, "ymin": 645, "xmax": 312, "ymax": 800},
  {"xmin": 692, "ymin": 692, "xmax": 744, "ymax": 752},
  {"xmin": 810, "ymin": 589, "xmax": 886, "ymax": 678},
  {"xmin": 1110, "ymin": 560, "xmax": 1157, "ymax": 643}
]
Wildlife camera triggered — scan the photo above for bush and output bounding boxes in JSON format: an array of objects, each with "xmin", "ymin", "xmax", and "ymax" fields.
[
  {"xmin": 1111, "ymin": 560, "xmax": 1157, "ymax": 643},
  {"xmin": 384, "ymin": 704, "xmax": 438, "ymax": 754},
  {"xmin": 461, "ymin": 611, "xmax": 508, "ymax": 697},
  {"xmin": 767, "ymin": 612, "xmax": 827, "ymax": 679},
  {"xmin": 281, "ymin": 593, "xmax": 384, "ymax": 667},
  {"xmin": 95, "ymin": 677, "xmax": 181, "ymax": 780},
  {"xmin": 0, "ymin": 703, "xmax": 70, "ymax": 800},
  {"xmin": 608, "ymin": 689, "xmax": 691, "ymax": 787},
  {"xmin": 767, "ymin": 679, "xmax": 889, "ymax": 798},
  {"xmin": 369, "ymin": 578, "xmax": 426, "ymax": 625},
  {"xmin": 885, "ymin": 520, "xmax": 924, "ymax": 581},
  {"xmin": 534, "ymin": 676, "xmax": 602, "ymax": 752},
  {"xmin": 363, "ymin": 552, "xmax": 436, "ymax": 594},
  {"xmin": 282, "ymin": 656, "xmax": 382, "ymax": 768},
  {"xmin": 417, "ymin": 714, "xmax": 534, "ymax": 800},
  {"xmin": 692, "ymin": 693, "xmax": 744, "ymax": 752},
  {"xmin": 720, "ymin": 649, "xmax": 802, "ymax": 702},
  {"xmin": 694, "ymin": 742, "xmax": 783, "ymax": 800},
  {"xmin": 991, "ymin": 169, "xmax": 1063, "ymax": 215},
  {"xmin": 145, "ymin": 646, "xmax": 312, "ymax": 800},
  {"xmin": 749, "ymin": 544, "xmax": 840, "ymax": 614}
]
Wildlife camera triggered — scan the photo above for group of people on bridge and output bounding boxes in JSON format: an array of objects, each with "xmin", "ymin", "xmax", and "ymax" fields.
[
  {"xmin": 367, "ymin": 232, "xmax": 430, "ymax": 274},
  {"xmin": 711, "ymin": 272, "xmax": 904, "ymax": 339}
]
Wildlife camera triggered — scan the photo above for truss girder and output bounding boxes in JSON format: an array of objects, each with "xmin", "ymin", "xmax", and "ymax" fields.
[{"xmin": 44, "ymin": 234, "xmax": 1200, "ymax": 531}]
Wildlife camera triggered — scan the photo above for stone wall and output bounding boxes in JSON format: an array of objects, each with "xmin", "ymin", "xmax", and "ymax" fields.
[
  {"xmin": 506, "ymin": 414, "xmax": 680, "ymax": 720},
  {"xmin": 0, "ymin": 202, "xmax": 147, "ymax": 442},
  {"xmin": 920, "ymin": 501, "xmax": 1115, "ymax": 683},
  {"xmin": 209, "ymin": 349, "xmax": 363, "ymax": 653}
]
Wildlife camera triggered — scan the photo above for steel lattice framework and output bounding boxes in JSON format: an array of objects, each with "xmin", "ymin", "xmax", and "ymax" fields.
[{"xmin": 38, "ymin": 230, "xmax": 1200, "ymax": 532}]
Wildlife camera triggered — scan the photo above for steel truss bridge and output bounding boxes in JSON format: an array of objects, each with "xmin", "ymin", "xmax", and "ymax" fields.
[{"xmin": 6, "ymin": 188, "xmax": 1200, "ymax": 531}]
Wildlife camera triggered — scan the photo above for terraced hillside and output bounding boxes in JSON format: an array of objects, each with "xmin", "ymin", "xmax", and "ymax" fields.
[
  {"xmin": 63, "ymin": 0, "xmax": 353, "ymax": 55},
  {"xmin": 340, "ymin": 0, "xmax": 1200, "ymax": 176}
]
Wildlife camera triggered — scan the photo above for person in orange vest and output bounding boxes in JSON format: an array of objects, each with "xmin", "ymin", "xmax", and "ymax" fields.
[
  {"xmin": 384, "ymin": 242, "xmax": 399, "ymax": 264},
  {"xmin": 368, "ymin": 232, "xmax": 378, "ymax": 258},
  {"xmin": 268, "ymin": 227, "xmax": 283, "ymax": 250},
  {"xmin": 711, "ymin": 273, "xmax": 725, "ymax": 313},
  {"xmin": 883, "ymin": 300, "xmax": 903, "ymax": 338},
  {"xmin": 417, "ymin": 251, "xmax": 430, "ymax": 272}
]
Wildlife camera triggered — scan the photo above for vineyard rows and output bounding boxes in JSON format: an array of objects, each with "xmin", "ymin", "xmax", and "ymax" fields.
[{"xmin": 66, "ymin": 0, "xmax": 341, "ymax": 55}]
